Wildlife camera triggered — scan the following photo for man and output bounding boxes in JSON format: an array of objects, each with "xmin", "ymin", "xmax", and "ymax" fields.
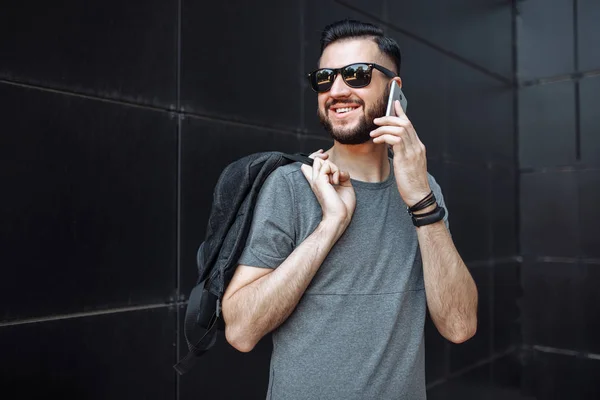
[{"xmin": 222, "ymin": 19, "xmax": 478, "ymax": 400}]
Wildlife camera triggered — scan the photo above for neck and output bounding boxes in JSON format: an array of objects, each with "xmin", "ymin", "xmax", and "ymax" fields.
[{"xmin": 325, "ymin": 141, "xmax": 390, "ymax": 183}]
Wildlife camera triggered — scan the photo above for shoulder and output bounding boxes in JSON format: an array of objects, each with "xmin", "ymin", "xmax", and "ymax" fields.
[
  {"xmin": 266, "ymin": 162, "xmax": 309, "ymax": 187},
  {"xmin": 260, "ymin": 162, "xmax": 310, "ymax": 199}
]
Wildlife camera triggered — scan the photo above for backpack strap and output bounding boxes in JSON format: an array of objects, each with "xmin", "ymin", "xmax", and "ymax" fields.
[
  {"xmin": 174, "ymin": 280, "xmax": 219, "ymax": 375},
  {"xmin": 282, "ymin": 153, "xmax": 314, "ymax": 166}
]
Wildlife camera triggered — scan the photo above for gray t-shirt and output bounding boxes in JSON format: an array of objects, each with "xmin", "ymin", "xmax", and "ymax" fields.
[{"xmin": 238, "ymin": 160, "xmax": 449, "ymax": 400}]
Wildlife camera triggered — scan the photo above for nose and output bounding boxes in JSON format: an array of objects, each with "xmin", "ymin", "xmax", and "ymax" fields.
[{"xmin": 329, "ymin": 73, "xmax": 351, "ymax": 98}]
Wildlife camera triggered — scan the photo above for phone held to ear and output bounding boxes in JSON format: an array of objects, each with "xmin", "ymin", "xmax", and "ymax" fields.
[{"xmin": 385, "ymin": 81, "xmax": 408, "ymax": 117}]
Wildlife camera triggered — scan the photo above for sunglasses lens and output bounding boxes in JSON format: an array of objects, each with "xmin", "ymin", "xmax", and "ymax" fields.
[
  {"xmin": 309, "ymin": 64, "xmax": 373, "ymax": 92},
  {"xmin": 312, "ymin": 69, "xmax": 334, "ymax": 92},
  {"xmin": 342, "ymin": 63, "xmax": 371, "ymax": 87}
]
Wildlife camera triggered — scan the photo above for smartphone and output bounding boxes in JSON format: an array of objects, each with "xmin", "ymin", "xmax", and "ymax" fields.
[{"xmin": 385, "ymin": 81, "xmax": 408, "ymax": 117}]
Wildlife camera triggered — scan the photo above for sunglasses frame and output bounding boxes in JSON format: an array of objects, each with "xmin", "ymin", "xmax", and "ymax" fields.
[{"xmin": 307, "ymin": 62, "xmax": 397, "ymax": 93}]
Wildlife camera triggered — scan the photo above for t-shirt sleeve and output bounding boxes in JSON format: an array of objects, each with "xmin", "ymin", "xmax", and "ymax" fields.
[
  {"xmin": 237, "ymin": 168, "xmax": 296, "ymax": 269},
  {"xmin": 427, "ymin": 173, "xmax": 451, "ymax": 233}
]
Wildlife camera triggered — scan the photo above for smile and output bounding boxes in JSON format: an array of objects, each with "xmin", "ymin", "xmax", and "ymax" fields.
[
  {"xmin": 335, "ymin": 107, "xmax": 357, "ymax": 114},
  {"xmin": 329, "ymin": 105, "xmax": 361, "ymax": 119}
]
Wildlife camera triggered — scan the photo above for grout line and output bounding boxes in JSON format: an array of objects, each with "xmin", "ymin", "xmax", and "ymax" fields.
[
  {"xmin": 573, "ymin": 0, "xmax": 580, "ymax": 72},
  {"xmin": 532, "ymin": 345, "xmax": 579, "ymax": 357},
  {"xmin": 488, "ymin": 155, "xmax": 495, "ymax": 360},
  {"xmin": 442, "ymin": 156, "xmax": 516, "ymax": 172},
  {"xmin": 512, "ymin": 0, "xmax": 522, "ymax": 263},
  {"xmin": 530, "ymin": 345, "xmax": 600, "ymax": 361},
  {"xmin": 575, "ymin": 81, "xmax": 581, "ymax": 161},
  {"xmin": 574, "ymin": 0, "xmax": 581, "ymax": 162},
  {"xmin": 334, "ymin": 0, "xmax": 513, "ymax": 86},
  {"xmin": 0, "ymin": 77, "xmax": 321, "ymax": 139},
  {"xmin": 536, "ymin": 256, "xmax": 580, "ymax": 264},
  {"xmin": 520, "ymin": 164, "xmax": 600, "ymax": 174},
  {"xmin": 181, "ymin": 112, "xmax": 313, "ymax": 139},
  {"xmin": 175, "ymin": 114, "xmax": 182, "ymax": 399},
  {"xmin": 467, "ymin": 256, "xmax": 521, "ymax": 269},
  {"xmin": 176, "ymin": 119, "xmax": 183, "ymax": 299},
  {"xmin": 0, "ymin": 78, "xmax": 168, "ymax": 113},
  {"xmin": 521, "ymin": 256, "xmax": 600, "ymax": 265},
  {"xmin": 175, "ymin": 0, "xmax": 182, "ymax": 397},
  {"xmin": 299, "ymin": 0, "xmax": 306, "ymax": 132},
  {"xmin": 520, "ymin": 68, "xmax": 600, "ymax": 87},
  {"xmin": 0, "ymin": 303, "xmax": 176, "ymax": 328},
  {"xmin": 176, "ymin": 0, "xmax": 182, "ymax": 111}
]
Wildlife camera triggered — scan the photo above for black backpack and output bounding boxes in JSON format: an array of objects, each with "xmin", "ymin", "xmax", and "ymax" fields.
[{"xmin": 173, "ymin": 151, "xmax": 313, "ymax": 375}]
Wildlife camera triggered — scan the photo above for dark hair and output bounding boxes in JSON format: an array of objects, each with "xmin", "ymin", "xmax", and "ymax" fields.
[{"xmin": 320, "ymin": 19, "xmax": 401, "ymax": 74}]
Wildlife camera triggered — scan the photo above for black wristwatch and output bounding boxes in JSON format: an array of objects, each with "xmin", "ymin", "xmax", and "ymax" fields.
[{"xmin": 409, "ymin": 205, "xmax": 446, "ymax": 227}]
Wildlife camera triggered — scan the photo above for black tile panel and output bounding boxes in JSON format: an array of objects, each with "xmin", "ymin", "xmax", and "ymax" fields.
[
  {"xmin": 580, "ymin": 170, "xmax": 600, "ymax": 259},
  {"xmin": 386, "ymin": 0, "xmax": 513, "ymax": 79},
  {"xmin": 522, "ymin": 350, "xmax": 598, "ymax": 400},
  {"xmin": 578, "ymin": 0, "xmax": 600, "ymax": 71},
  {"xmin": 179, "ymin": 117, "xmax": 331, "ymax": 295},
  {"xmin": 518, "ymin": 82, "xmax": 577, "ymax": 169},
  {"xmin": 445, "ymin": 163, "xmax": 491, "ymax": 263},
  {"xmin": 0, "ymin": 0, "xmax": 177, "ymax": 107},
  {"xmin": 579, "ymin": 356, "xmax": 600, "ymax": 400},
  {"xmin": 521, "ymin": 261, "xmax": 585, "ymax": 350},
  {"xmin": 446, "ymin": 60, "xmax": 514, "ymax": 165},
  {"xmin": 492, "ymin": 167, "xmax": 518, "ymax": 259},
  {"xmin": 450, "ymin": 265, "xmax": 492, "ymax": 373},
  {"xmin": 178, "ymin": 308, "xmax": 273, "ymax": 400},
  {"xmin": 584, "ymin": 263, "xmax": 600, "ymax": 354},
  {"xmin": 181, "ymin": 0, "xmax": 302, "ymax": 130},
  {"xmin": 580, "ymin": 76, "xmax": 600, "ymax": 166},
  {"xmin": 492, "ymin": 351, "xmax": 526, "ymax": 399},
  {"xmin": 0, "ymin": 83, "xmax": 177, "ymax": 321},
  {"xmin": 520, "ymin": 171, "xmax": 579, "ymax": 257},
  {"xmin": 493, "ymin": 262, "xmax": 521, "ymax": 353},
  {"xmin": 428, "ymin": 362, "xmax": 494, "ymax": 400},
  {"xmin": 517, "ymin": 0, "xmax": 574, "ymax": 80},
  {"xmin": 0, "ymin": 308, "xmax": 176, "ymax": 400}
]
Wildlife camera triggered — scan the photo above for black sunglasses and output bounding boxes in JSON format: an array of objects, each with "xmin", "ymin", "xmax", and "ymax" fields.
[{"xmin": 307, "ymin": 62, "xmax": 397, "ymax": 93}]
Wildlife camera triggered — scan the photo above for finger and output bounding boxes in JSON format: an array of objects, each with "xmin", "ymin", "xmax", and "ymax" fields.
[
  {"xmin": 338, "ymin": 170, "xmax": 351, "ymax": 186},
  {"xmin": 308, "ymin": 149, "xmax": 322, "ymax": 159},
  {"xmin": 399, "ymin": 117, "xmax": 422, "ymax": 153},
  {"xmin": 370, "ymin": 126, "xmax": 414, "ymax": 149},
  {"xmin": 318, "ymin": 159, "xmax": 332, "ymax": 178},
  {"xmin": 327, "ymin": 161, "xmax": 341, "ymax": 185},
  {"xmin": 372, "ymin": 134, "xmax": 406, "ymax": 153},
  {"xmin": 309, "ymin": 149, "xmax": 329, "ymax": 160},
  {"xmin": 394, "ymin": 99, "xmax": 407, "ymax": 119},
  {"xmin": 312, "ymin": 157, "xmax": 323, "ymax": 182},
  {"xmin": 316, "ymin": 160, "xmax": 335, "ymax": 187},
  {"xmin": 390, "ymin": 102, "xmax": 422, "ymax": 150},
  {"xmin": 300, "ymin": 164, "xmax": 312, "ymax": 182}
]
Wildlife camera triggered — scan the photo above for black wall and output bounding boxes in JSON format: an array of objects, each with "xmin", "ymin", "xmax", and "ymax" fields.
[
  {"xmin": 517, "ymin": 0, "xmax": 600, "ymax": 399},
  {"xmin": 1, "ymin": 1, "xmax": 529, "ymax": 399}
]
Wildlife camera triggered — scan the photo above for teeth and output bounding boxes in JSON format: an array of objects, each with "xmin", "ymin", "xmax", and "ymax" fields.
[{"xmin": 336, "ymin": 107, "xmax": 356, "ymax": 114}]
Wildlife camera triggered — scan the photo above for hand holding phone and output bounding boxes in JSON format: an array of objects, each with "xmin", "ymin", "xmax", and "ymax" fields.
[{"xmin": 385, "ymin": 81, "xmax": 408, "ymax": 117}]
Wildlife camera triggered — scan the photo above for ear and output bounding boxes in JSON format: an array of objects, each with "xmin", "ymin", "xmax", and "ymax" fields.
[{"xmin": 392, "ymin": 76, "xmax": 403, "ymax": 88}]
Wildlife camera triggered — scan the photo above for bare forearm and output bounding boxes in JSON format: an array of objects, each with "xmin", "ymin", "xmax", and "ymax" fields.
[
  {"xmin": 224, "ymin": 220, "xmax": 344, "ymax": 351},
  {"xmin": 417, "ymin": 221, "xmax": 478, "ymax": 343}
]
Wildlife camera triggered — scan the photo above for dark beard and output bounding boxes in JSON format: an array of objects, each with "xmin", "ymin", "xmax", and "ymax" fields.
[{"xmin": 318, "ymin": 87, "xmax": 389, "ymax": 145}]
